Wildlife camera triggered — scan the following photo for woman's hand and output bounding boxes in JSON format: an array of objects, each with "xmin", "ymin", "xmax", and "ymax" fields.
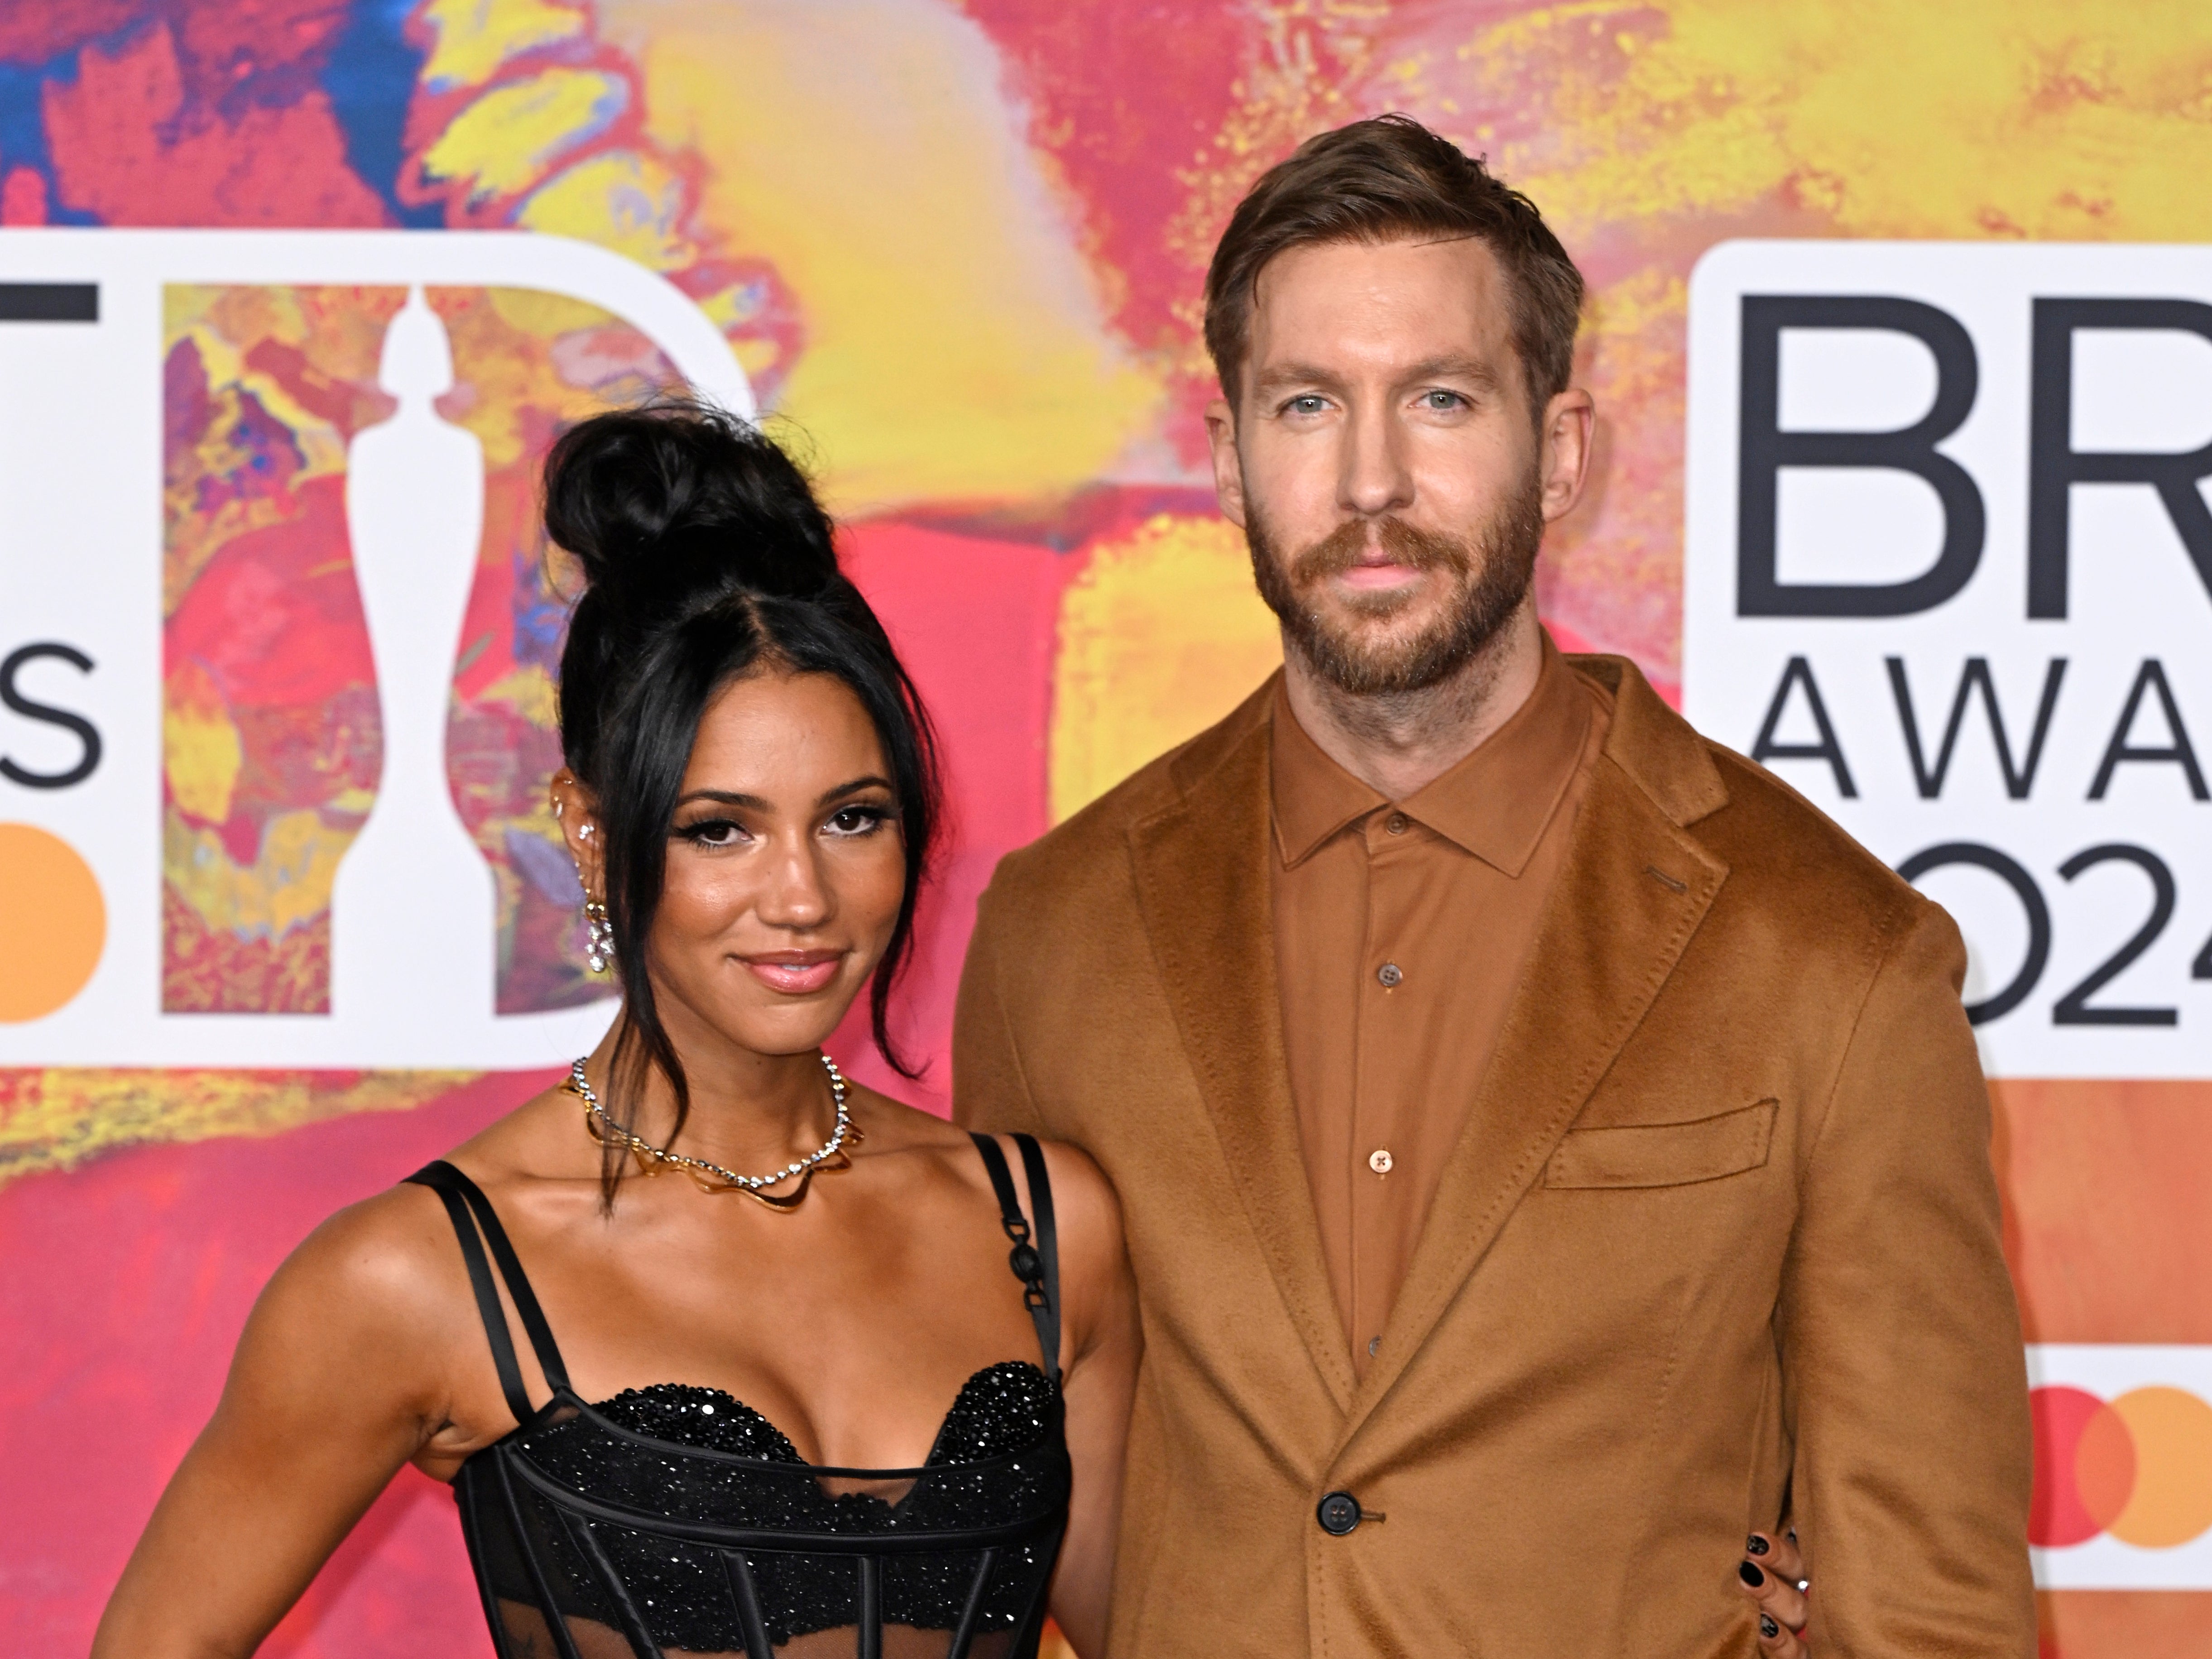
[{"xmin": 1737, "ymin": 1529, "xmax": 1810, "ymax": 1655}]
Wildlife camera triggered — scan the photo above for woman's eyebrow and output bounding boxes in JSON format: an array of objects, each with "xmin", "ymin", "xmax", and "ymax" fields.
[
  {"xmin": 673, "ymin": 789, "xmax": 769, "ymax": 811},
  {"xmin": 816, "ymin": 774, "xmax": 894, "ymax": 807}
]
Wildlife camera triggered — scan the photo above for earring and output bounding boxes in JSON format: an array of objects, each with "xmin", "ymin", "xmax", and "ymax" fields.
[{"xmin": 584, "ymin": 899, "xmax": 614, "ymax": 975}]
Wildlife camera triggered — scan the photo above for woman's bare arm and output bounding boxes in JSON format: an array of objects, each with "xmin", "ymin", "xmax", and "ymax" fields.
[
  {"xmin": 92, "ymin": 1187, "xmax": 477, "ymax": 1659},
  {"xmin": 1030, "ymin": 1139, "xmax": 1140, "ymax": 1659}
]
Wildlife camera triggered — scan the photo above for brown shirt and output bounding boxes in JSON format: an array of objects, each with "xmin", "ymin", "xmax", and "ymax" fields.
[{"xmin": 1272, "ymin": 637, "xmax": 1612, "ymax": 1372}]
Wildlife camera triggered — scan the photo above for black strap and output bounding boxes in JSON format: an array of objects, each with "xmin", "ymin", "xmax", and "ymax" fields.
[
  {"xmin": 969, "ymin": 1132, "xmax": 1062, "ymax": 1383},
  {"xmin": 405, "ymin": 1161, "xmax": 572, "ymax": 1419}
]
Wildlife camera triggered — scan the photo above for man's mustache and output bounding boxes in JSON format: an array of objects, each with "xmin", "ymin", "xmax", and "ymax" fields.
[{"xmin": 1289, "ymin": 516, "xmax": 1473, "ymax": 584}]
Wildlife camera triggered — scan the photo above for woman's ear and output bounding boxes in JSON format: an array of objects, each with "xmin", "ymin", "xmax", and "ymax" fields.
[{"xmin": 550, "ymin": 768, "xmax": 605, "ymax": 903}]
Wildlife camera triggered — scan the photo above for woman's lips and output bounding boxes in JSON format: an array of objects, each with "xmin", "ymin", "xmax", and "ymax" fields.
[{"xmin": 740, "ymin": 953, "xmax": 844, "ymax": 995}]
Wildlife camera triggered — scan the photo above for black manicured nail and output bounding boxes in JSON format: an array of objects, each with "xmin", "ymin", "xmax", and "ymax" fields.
[
  {"xmin": 1747, "ymin": 1534, "xmax": 1769, "ymax": 1555},
  {"xmin": 1761, "ymin": 1614, "xmax": 1780, "ymax": 1639},
  {"xmin": 1740, "ymin": 1561, "xmax": 1766, "ymax": 1587}
]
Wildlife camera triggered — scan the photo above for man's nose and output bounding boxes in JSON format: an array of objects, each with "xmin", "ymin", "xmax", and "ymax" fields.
[{"xmin": 1339, "ymin": 398, "xmax": 1415, "ymax": 518}]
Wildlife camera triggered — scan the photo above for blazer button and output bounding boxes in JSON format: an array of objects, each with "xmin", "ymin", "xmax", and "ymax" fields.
[{"xmin": 1316, "ymin": 1491, "xmax": 1362, "ymax": 1536}]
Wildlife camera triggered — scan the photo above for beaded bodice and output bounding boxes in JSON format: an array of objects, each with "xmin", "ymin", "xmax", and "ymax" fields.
[{"xmin": 406, "ymin": 1135, "xmax": 1069, "ymax": 1659}]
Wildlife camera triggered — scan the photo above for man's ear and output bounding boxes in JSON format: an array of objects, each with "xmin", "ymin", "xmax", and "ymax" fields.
[
  {"xmin": 550, "ymin": 768, "xmax": 605, "ymax": 904},
  {"xmin": 1204, "ymin": 395, "xmax": 1248, "ymax": 529},
  {"xmin": 1537, "ymin": 386, "xmax": 1596, "ymax": 524}
]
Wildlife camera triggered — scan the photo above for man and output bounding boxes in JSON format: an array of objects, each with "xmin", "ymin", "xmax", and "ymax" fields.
[{"xmin": 955, "ymin": 116, "xmax": 2034, "ymax": 1656}]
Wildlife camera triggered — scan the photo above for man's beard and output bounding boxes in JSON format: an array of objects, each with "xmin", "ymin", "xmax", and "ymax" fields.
[{"xmin": 1245, "ymin": 470, "xmax": 1545, "ymax": 697}]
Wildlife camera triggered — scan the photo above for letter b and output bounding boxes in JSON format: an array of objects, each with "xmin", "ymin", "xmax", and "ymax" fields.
[{"xmin": 1737, "ymin": 295, "xmax": 1985, "ymax": 617}]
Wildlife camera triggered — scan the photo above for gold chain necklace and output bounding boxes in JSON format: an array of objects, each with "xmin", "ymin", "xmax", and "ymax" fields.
[{"xmin": 565, "ymin": 1054, "xmax": 862, "ymax": 1212}]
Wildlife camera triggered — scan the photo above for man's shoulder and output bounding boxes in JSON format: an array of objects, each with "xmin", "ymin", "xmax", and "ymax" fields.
[
  {"xmin": 1694, "ymin": 735, "xmax": 1934, "ymax": 946},
  {"xmin": 1576, "ymin": 653, "xmax": 1930, "ymax": 947}
]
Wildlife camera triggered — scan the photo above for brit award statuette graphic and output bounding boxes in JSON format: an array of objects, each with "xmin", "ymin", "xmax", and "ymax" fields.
[{"xmin": 0, "ymin": 229, "xmax": 753, "ymax": 1069}]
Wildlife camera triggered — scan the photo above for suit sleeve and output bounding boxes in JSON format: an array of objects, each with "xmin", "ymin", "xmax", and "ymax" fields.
[
  {"xmin": 951, "ymin": 872, "xmax": 1051, "ymax": 1137},
  {"xmin": 1779, "ymin": 899, "xmax": 2036, "ymax": 1658}
]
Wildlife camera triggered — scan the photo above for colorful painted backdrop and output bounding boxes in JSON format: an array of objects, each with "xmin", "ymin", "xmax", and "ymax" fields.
[{"xmin": 3, "ymin": 2, "xmax": 2209, "ymax": 1654}]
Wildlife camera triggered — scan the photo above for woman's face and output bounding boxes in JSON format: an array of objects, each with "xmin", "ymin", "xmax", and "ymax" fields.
[{"xmin": 605, "ymin": 669, "xmax": 906, "ymax": 1062}]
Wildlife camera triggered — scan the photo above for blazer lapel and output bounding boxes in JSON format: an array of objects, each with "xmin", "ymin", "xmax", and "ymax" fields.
[
  {"xmin": 1128, "ymin": 714, "xmax": 1358, "ymax": 1410},
  {"xmin": 1339, "ymin": 746, "xmax": 1730, "ymax": 1438}
]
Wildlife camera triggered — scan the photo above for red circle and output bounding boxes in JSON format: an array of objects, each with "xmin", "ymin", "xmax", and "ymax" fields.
[{"xmin": 2030, "ymin": 1386, "xmax": 2124, "ymax": 1546}]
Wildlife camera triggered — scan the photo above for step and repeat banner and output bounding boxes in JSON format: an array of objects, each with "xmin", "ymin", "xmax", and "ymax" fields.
[{"xmin": 0, "ymin": 3, "xmax": 2207, "ymax": 1654}]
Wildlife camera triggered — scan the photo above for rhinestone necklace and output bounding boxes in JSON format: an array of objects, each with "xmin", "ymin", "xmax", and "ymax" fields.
[{"xmin": 565, "ymin": 1053, "xmax": 861, "ymax": 1211}]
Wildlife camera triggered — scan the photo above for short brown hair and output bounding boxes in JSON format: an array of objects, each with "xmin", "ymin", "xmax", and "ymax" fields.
[{"xmin": 1203, "ymin": 115, "xmax": 1584, "ymax": 418}]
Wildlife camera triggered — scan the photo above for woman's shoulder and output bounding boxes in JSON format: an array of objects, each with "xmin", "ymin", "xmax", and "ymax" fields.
[
  {"xmin": 267, "ymin": 1172, "xmax": 480, "ymax": 1338},
  {"xmin": 269, "ymin": 1081, "xmax": 587, "ymax": 1342},
  {"xmin": 848, "ymin": 1084, "xmax": 1114, "ymax": 1207}
]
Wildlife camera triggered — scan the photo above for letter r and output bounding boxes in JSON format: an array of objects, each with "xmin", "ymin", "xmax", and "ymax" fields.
[{"xmin": 2028, "ymin": 297, "xmax": 2212, "ymax": 619}]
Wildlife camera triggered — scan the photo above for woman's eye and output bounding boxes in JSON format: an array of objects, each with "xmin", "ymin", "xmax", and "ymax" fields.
[
  {"xmin": 678, "ymin": 818, "xmax": 747, "ymax": 846},
  {"xmin": 825, "ymin": 805, "xmax": 891, "ymax": 837}
]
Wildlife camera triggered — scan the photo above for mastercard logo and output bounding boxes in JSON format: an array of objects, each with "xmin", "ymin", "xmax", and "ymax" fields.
[
  {"xmin": 2030, "ymin": 1384, "xmax": 2212, "ymax": 1548},
  {"xmin": 0, "ymin": 822, "xmax": 105, "ymax": 1023}
]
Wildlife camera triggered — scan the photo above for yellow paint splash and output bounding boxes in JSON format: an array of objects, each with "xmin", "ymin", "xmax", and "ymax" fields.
[
  {"xmin": 601, "ymin": 0, "xmax": 1161, "ymax": 510},
  {"xmin": 0, "ymin": 1068, "xmax": 477, "ymax": 1186},
  {"xmin": 420, "ymin": 68, "xmax": 630, "ymax": 205},
  {"xmin": 1459, "ymin": 0, "xmax": 2212, "ymax": 247},
  {"xmin": 1050, "ymin": 513, "xmax": 1282, "ymax": 823},
  {"xmin": 417, "ymin": 0, "xmax": 590, "ymax": 92},
  {"xmin": 518, "ymin": 149, "xmax": 695, "ymax": 273},
  {"xmin": 165, "ymin": 808, "xmax": 356, "ymax": 940},
  {"xmin": 163, "ymin": 660, "xmax": 244, "ymax": 826}
]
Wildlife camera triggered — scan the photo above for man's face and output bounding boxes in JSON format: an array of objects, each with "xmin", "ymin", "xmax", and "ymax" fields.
[{"xmin": 1205, "ymin": 235, "xmax": 1592, "ymax": 695}]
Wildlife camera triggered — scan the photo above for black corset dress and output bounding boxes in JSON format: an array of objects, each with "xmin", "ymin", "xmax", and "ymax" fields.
[{"xmin": 404, "ymin": 1132, "xmax": 1070, "ymax": 1659}]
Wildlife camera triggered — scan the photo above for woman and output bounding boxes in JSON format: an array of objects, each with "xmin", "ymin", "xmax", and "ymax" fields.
[
  {"xmin": 96, "ymin": 400, "xmax": 1138, "ymax": 1659},
  {"xmin": 94, "ymin": 400, "xmax": 1814, "ymax": 1659}
]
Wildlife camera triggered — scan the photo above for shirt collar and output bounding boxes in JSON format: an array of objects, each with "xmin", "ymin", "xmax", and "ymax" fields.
[{"xmin": 1270, "ymin": 631, "xmax": 1594, "ymax": 876}]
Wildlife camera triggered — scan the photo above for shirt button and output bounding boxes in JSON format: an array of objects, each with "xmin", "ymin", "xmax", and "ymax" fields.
[
  {"xmin": 1377, "ymin": 961, "xmax": 1403, "ymax": 988},
  {"xmin": 1368, "ymin": 1148, "xmax": 1393, "ymax": 1175},
  {"xmin": 1385, "ymin": 812, "xmax": 1409, "ymax": 835},
  {"xmin": 1316, "ymin": 1491, "xmax": 1363, "ymax": 1535}
]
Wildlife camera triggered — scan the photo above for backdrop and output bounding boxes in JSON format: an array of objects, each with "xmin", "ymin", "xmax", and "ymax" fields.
[{"xmin": 1, "ymin": 3, "xmax": 2208, "ymax": 1654}]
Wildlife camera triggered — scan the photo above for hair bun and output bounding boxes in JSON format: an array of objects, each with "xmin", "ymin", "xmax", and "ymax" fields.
[{"xmin": 542, "ymin": 397, "xmax": 838, "ymax": 615}]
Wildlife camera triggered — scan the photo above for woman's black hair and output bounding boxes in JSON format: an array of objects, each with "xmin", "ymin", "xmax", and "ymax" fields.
[{"xmin": 545, "ymin": 397, "xmax": 940, "ymax": 1197}]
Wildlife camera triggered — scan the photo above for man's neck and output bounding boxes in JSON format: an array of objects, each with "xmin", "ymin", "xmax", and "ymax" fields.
[{"xmin": 1280, "ymin": 603, "xmax": 1546, "ymax": 800}]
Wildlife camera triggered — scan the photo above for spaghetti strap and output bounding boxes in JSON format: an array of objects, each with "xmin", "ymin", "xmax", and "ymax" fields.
[
  {"xmin": 405, "ymin": 1161, "xmax": 571, "ymax": 1420},
  {"xmin": 968, "ymin": 1132, "xmax": 1063, "ymax": 1384}
]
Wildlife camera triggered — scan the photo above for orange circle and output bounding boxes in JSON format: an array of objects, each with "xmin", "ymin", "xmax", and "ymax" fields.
[
  {"xmin": 2107, "ymin": 1387, "xmax": 2212, "ymax": 1549},
  {"xmin": 0, "ymin": 823, "xmax": 105, "ymax": 1021}
]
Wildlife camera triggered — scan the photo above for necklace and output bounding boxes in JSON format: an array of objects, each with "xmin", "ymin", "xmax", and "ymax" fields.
[{"xmin": 565, "ymin": 1053, "xmax": 861, "ymax": 1211}]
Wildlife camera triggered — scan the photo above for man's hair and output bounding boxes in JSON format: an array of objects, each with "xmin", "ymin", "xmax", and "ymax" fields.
[{"xmin": 1203, "ymin": 115, "xmax": 1584, "ymax": 418}]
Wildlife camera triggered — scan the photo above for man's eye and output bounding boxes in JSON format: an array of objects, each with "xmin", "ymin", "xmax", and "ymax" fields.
[
  {"xmin": 1421, "ymin": 390, "xmax": 1467, "ymax": 411},
  {"xmin": 1285, "ymin": 395, "xmax": 1329, "ymax": 416}
]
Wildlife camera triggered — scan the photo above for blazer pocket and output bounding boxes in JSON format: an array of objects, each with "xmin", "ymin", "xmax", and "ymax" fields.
[{"xmin": 1543, "ymin": 1098, "xmax": 1779, "ymax": 1190}]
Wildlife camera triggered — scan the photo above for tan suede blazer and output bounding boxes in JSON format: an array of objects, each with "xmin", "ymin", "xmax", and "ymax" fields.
[{"xmin": 954, "ymin": 657, "xmax": 2034, "ymax": 1659}]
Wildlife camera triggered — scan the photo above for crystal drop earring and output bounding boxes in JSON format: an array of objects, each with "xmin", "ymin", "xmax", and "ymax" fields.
[{"xmin": 584, "ymin": 898, "xmax": 614, "ymax": 975}]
